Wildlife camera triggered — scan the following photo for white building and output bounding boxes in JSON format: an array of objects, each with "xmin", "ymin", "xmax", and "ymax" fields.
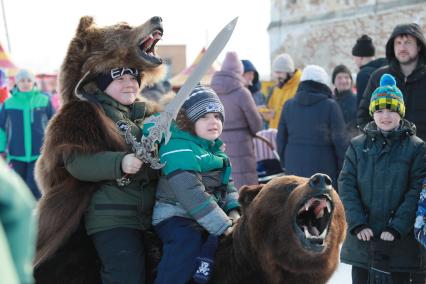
[{"xmin": 268, "ymin": 0, "xmax": 426, "ymax": 74}]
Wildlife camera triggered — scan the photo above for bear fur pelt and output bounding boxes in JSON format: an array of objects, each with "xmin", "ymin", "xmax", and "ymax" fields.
[
  {"xmin": 211, "ymin": 174, "xmax": 347, "ymax": 284},
  {"xmin": 33, "ymin": 15, "xmax": 166, "ymax": 283}
]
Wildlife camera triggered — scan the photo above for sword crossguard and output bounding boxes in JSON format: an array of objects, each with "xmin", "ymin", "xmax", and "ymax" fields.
[
  {"xmin": 143, "ymin": 111, "xmax": 173, "ymax": 144},
  {"xmin": 123, "ymin": 129, "xmax": 163, "ymax": 170},
  {"xmin": 123, "ymin": 112, "xmax": 175, "ymax": 170}
]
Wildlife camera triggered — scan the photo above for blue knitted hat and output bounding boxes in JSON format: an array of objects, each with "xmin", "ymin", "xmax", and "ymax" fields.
[
  {"xmin": 15, "ymin": 69, "xmax": 35, "ymax": 83},
  {"xmin": 369, "ymin": 74, "xmax": 405, "ymax": 117},
  {"xmin": 182, "ymin": 84, "xmax": 225, "ymax": 122}
]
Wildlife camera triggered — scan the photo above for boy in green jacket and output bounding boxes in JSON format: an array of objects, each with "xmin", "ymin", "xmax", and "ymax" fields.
[
  {"xmin": 0, "ymin": 69, "xmax": 54, "ymax": 199},
  {"xmin": 153, "ymin": 85, "xmax": 240, "ymax": 284},
  {"xmin": 338, "ymin": 74, "xmax": 426, "ymax": 284}
]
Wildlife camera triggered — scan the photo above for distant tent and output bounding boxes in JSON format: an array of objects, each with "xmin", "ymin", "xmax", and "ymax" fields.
[
  {"xmin": 170, "ymin": 48, "xmax": 221, "ymax": 88},
  {"xmin": 0, "ymin": 42, "xmax": 18, "ymax": 76}
]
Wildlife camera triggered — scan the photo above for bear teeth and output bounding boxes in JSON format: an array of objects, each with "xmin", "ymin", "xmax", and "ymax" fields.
[
  {"xmin": 139, "ymin": 30, "xmax": 162, "ymax": 54},
  {"xmin": 303, "ymin": 225, "xmax": 327, "ymax": 240}
]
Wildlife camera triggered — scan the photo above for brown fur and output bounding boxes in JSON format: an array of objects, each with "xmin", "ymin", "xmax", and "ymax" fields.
[
  {"xmin": 59, "ymin": 16, "xmax": 165, "ymax": 105},
  {"xmin": 33, "ymin": 16, "xmax": 166, "ymax": 281},
  {"xmin": 212, "ymin": 175, "xmax": 347, "ymax": 284}
]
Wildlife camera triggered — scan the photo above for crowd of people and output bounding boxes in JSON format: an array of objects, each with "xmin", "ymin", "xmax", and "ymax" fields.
[{"xmin": 1, "ymin": 20, "xmax": 426, "ymax": 284}]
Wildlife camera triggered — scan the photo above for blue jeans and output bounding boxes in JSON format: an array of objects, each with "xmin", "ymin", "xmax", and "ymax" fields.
[
  {"xmin": 154, "ymin": 217, "xmax": 204, "ymax": 284},
  {"xmin": 10, "ymin": 160, "xmax": 41, "ymax": 199},
  {"xmin": 92, "ymin": 228, "xmax": 145, "ymax": 284}
]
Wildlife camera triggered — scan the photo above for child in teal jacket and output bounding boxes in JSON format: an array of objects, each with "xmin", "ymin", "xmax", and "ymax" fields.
[
  {"xmin": 0, "ymin": 69, "xmax": 54, "ymax": 199},
  {"xmin": 153, "ymin": 85, "xmax": 240, "ymax": 284}
]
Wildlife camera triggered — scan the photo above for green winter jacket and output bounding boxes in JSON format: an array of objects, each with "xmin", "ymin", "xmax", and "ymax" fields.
[
  {"xmin": 0, "ymin": 89, "xmax": 54, "ymax": 162},
  {"xmin": 64, "ymin": 92, "xmax": 158, "ymax": 235},
  {"xmin": 153, "ymin": 124, "xmax": 239, "ymax": 236},
  {"xmin": 0, "ymin": 158, "xmax": 36, "ymax": 284},
  {"xmin": 338, "ymin": 120, "xmax": 426, "ymax": 271}
]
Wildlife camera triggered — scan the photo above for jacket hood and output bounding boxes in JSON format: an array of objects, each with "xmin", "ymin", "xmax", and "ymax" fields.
[
  {"xmin": 363, "ymin": 119, "xmax": 416, "ymax": 138},
  {"xmin": 385, "ymin": 23, "xmax": 426, "ymax": 66},
  {"xmin": 210, "ymin": 70, "xmax": 246, "ymax": 95},
  {"xmin": 242, "ymin": 59, "xmax": 261, "ymax": 93},
  {"xmin": 294, "ymin": 80, "xmax": 332, "ymax": 106}
]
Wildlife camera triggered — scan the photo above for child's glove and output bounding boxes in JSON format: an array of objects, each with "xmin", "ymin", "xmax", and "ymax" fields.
[{"xmin": 192, "ymin": 235, "xmax": 219, "ymax": 284}]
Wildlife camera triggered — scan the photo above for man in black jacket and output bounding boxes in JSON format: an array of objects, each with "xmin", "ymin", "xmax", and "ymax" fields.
[
  {"xmin": 352, "ymin": 34, "xmax": 387, "ymax": 106},
  {"xmin": 357, "ymin": 23, "xmax": 426, "ymax": 141}
]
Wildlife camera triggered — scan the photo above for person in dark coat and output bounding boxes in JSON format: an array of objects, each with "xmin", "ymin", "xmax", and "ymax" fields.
[
  {"xmin": 276, "ymin": 65, "xmax": 348, "ymax": 186},
  {"xmin": 211, "ymin": 52, "xmax": 263, "ymax": 189},
  {"xmin": 357, "ymin": 23, "xmax": 426, "ymax": 141},
  {"xmin": 339, "ymin": 74, "xmax": 426, "ymax": 284},
  {"xmin": 351, "ymin": 34, "xmax": 387, "ymax": 106},
  {"xmin": 332, "ymin": 64, "xmax": 358, "ymax": 139}
]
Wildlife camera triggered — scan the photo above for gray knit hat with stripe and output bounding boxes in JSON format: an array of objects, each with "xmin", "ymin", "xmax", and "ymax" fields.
[{"xmin": 182, "ymin": 84, "xmax": 225, "ymax": 123}]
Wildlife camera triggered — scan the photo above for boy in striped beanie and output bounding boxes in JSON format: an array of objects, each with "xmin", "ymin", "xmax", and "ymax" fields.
[{"xmin": 152, "ymin": 84, "xmax": 240, "ymax": 284}]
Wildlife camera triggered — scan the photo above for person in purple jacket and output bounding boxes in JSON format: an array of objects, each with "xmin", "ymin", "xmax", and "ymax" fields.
[{"xmin": 210, "ymin": 51, "xmax": 263, "ymax": 189}]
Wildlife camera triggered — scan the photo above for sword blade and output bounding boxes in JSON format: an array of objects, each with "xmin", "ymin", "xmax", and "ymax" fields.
[{"xmin": 164, "ymin": 17, "xmax": 238, "ymax": 117}]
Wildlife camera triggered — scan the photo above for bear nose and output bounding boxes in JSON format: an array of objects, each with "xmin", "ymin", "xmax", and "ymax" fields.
[
  {"xmin": 151, "ymin": 16, "xmax": 162, "ymax": 25},
  {"xmin": 309, "ymin": 173, "xmax": 332, "ymax": 191}
]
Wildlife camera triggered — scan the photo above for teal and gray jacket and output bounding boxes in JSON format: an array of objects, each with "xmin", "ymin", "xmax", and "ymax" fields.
[
  {"xmin": 0, "ymin": 89, "xmax": 54, "ymax": 162},
  {"xmin": 153, "ymin": 124, "xmax": 239, "ymax": 236},
  {"xmin": 338, "ymin": 120, "xmax": 426, "ymax": 271}
]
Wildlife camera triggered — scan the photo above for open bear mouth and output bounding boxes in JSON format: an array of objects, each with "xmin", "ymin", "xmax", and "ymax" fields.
[
  {"xmin": 295, "ymin": 194, "xmax": 332, "ymax": 248},
  {"xmin": 138, "ymin": 28, "xmax": 163, "ymax": 64}
]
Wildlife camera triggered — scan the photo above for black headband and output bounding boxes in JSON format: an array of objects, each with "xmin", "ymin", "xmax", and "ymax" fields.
[{"xmin": 96, "ymin": 67, "xmax": 141, "ymax": 91}]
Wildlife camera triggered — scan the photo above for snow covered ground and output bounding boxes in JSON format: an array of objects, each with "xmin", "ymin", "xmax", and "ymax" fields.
[{"xmin": 328, "ymin": 261, "xmax": 351, "ymax": 284}]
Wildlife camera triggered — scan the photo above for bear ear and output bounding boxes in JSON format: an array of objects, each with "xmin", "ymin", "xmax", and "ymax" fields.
[
  {"xmin": 239, "ymin": 184, "xmax": 264, "ymax": 208},
  {"xmin": 77, "ymin": 16, "xmax": 95, "ymax": 34}
]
